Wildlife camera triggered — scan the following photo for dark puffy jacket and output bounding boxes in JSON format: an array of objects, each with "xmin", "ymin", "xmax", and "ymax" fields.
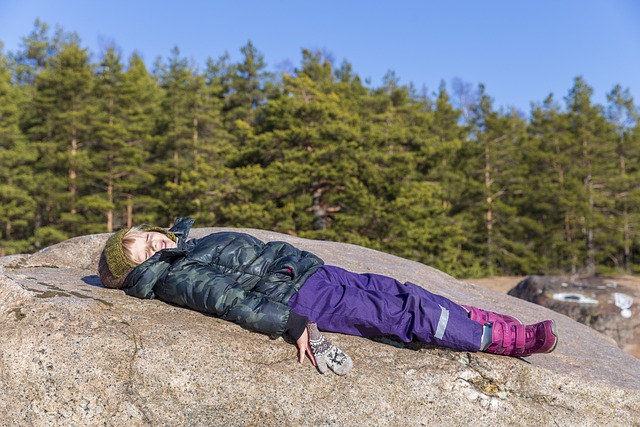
[{"xmin": 122, "ymin": 217, "xmax": 324, "ymax": 338}]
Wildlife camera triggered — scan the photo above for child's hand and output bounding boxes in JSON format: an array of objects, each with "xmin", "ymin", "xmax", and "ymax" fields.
[{"xmin": 296, "ymin": 327, "xmax": 317, "ymax": 366}]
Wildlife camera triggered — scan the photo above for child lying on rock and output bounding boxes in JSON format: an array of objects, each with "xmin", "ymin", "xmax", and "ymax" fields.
[{"xmin": 98, "ymin": 217, "xmax": 558, "ymax": 375}]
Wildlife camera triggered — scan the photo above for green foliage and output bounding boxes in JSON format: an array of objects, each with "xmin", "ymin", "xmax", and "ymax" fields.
[
  {"xmin": 0, "ymin": 50, "xmax": 37, "ymax": 256},
  {"xmin": 2, "ymin": 22, "xmax": 640, "ymax": 279},
  {"xmin": 33, "ymin": 226, "xmax": 69, "ymax": 249}
]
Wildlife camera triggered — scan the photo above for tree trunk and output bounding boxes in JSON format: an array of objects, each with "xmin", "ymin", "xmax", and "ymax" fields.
[
  {"xmin": 107, "ymin": 106, "xmax": 115, "ymax": 232},
  {"xmin": 107, "ymin": 177, "xmax": 114, "ymax": 232},
  {"xmin": 6, "ymin": 175, "xmax": 13, "ymax": 240},
  {"xmin": 620, "ymin": 150, "xmax": 630, "ymax": 273},
  {"xmin": 623, "ymin": 206, "xmax": 630, "ymax": 273},
  {"xmin": 5, "ymin": 220, "xmax": 11, "ymax": 242},
  {"xmin": 126, "ymin": 195, "xmax": 133, "ymax": 229},
  {"xmin": 583, "ymin": 139, "xmax": 595, "ymax": 275},
  {"xmin": 193, "ymin": 116, "xmax": 199, "ymax": 159},
  {"xmin": 484, "ymin": 136, "xmax": 497, "ymax": 275},
  {"xmin": 173, "ymin": 151, "xmax": 180, "ymax": 185},
  {"xmin": 566, "ymin": 212, "xmax": 577, "ymax": 274},
  {"xmin": 69, "ymin": 126, "xmax": 77, "ymax": 215}
]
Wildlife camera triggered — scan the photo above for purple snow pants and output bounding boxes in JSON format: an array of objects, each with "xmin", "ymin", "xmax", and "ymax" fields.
[{"xmin": 288, "ymin": 265, "xmax": 482, "ymax": 352}]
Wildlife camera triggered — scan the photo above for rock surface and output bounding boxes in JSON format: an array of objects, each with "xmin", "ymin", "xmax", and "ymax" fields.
[
  {"xmin": 1, "ymin": 227, "xmax": 640, "ymax": 426},
  {"xmin": 508, "ymin": 275, "xmax": 640, "ymax": 359}
]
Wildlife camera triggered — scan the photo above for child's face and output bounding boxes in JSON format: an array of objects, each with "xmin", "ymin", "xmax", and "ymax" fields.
[{"xmin": 128, "ymin": 231, "xmax": 177, "ymax": 264}]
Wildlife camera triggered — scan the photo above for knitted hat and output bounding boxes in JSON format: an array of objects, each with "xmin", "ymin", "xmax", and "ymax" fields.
[{"xmin": 98, "ymin": 225, "xmax": 176, "ymax": 289}]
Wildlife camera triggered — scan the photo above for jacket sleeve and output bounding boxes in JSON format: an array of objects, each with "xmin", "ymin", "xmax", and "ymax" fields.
[{"xmin": 156, "ymin": 262, "xmax": 306, "ymax": 338}]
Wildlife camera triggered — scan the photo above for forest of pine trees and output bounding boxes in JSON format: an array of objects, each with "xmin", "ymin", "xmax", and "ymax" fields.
[{"xmin": 1, "ymin": 21, "xmax": 639, "ymax": 278}]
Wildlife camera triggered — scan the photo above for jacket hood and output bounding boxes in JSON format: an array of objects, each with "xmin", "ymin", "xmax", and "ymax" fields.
[{"xmin": 169, "ymin": 217, "xmax": 195, "ymax": 246}]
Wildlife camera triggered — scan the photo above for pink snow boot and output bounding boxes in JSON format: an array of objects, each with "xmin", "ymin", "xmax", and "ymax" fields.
[
  {"xmin": 482, "ymin": 320, "xmax": 558, "ymax": 357},
  {"xmin": 462, "ymin": 305, "xmax": 523, "ymax": 326}
]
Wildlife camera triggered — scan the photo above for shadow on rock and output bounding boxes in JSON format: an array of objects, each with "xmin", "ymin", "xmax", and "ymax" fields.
[{"xmin": 82, "ymin": 275, "xmax": 104, "ymax": 288}]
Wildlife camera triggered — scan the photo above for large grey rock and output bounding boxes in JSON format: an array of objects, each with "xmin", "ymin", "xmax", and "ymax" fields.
[
  {"xmin": 508, "ymin": 275, "xmax": 640, "ymax": 359},
  {"xmin": 1, "ymin": 228, "xmax": 640, "ymax": 426}
]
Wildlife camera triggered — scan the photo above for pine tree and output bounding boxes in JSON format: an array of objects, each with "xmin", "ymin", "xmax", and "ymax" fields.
[
  {"xmin": 490, "ymin": 109, "xmax": 530, "ymax": 274},
  {"xmin": 85, "ymin": 46, "xmax": 126, "ymax": 233},
  {"xmin": 152, "ymin": 47, "xmax": 199, "ymax": 222},
  {"xmin": 347, "ymin": 70, "xmax": 473, "ymax": 272},
  {"xmin": 191, "ymin": 57, "xmax": 236, "ymax": 226},
  {"xmin": 457, "ymin": 85, "xmax": 527, "ymax": 275},
  {"xmin": 606, "ymin": 85, "xmax": 640, "ymax": 272},
  {"xmin": 87, "ymin": 47, "xmax": 161, "ymax": 234},
  {"xmin": 222, "ymin": 50, "xmax": 365, "ymax": 240},
  {"xmin": 0, "ymin": 50, "xmax": 37, "ymax": 255},
  {"xmin": 423, "ymin": 82, "xmax": 478, "ymax": 274},
  {"xmin": 153, "ymin": 47, "xmax": 233, "ymax": 225},
  {"xmin": 8, "ymin": 21, "xmax": 65, "ymax": 248},
  {"xmin": 522, "ymin": 95, "xmax": 572, "ymax": 272},
  {"xmin": 224, "ymin": 41, "xmax": 274, "ymax": 130},
  {"xmin": 8, "ymin": 19, "xmax": 56, "ymax": 86},
  {"xmin": 564, "ymin": 77, "xmax": 613, "ymax": 274},
  {"xmin": 118, "ymin": 53, "xmax": 164, "ymax": 226},
  {"xmin": 26, "ymin": 36, "xmax": 94, "ymax": 244}
]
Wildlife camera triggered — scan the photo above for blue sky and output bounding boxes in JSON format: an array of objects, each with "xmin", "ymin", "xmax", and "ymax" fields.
[{"xmin": 1, "ymin": 0, "xmax": 639, "ymax": 114}]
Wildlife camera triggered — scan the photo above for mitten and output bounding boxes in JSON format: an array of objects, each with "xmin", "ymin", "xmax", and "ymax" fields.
[{"xmin": 307, "ymin": 322, "xmax": 353, "ymax": 375}]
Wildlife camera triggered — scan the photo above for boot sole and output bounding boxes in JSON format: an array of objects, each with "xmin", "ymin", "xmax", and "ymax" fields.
[
  {"xmin": 544, "ymin": 320, "xmax": 559, "ymax": 353},
  {"xmin": 511, "ymin": 315, "xmax": 524, "ymax": 325}
]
